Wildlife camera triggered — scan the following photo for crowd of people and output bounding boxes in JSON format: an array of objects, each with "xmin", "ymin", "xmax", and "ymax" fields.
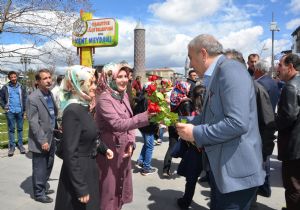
[{"xmin": 0, "ymin": 33, "xmax": 300, "ymax": 210}]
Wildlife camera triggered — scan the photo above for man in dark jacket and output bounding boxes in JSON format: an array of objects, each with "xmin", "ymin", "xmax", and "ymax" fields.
[
  {"xmin": 0, "ymin": 71, "xmax": 27, "ymax": 156},
  {"xmin": 186, "ymin": 70, "xmax": 197, "ymax": 96},
  {"xmin": 276, "ymin": 53, "xmax": 300, "ymax": 210}
]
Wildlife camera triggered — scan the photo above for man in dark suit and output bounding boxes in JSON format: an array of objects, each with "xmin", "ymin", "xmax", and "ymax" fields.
[
  {"xmin": 276, "ymin": 53, "xmax": 300, "ymax": 210},
  {"xmin": 254, "ymin": 60, "xmax": 280, "ymax": 111},
  {"xmin": 177, "ymin": 34, "xmax": 265, "ymax": 210},
  {"xmin": 26, "ymin": 69, "xmax": 57, "ymax": 203}
]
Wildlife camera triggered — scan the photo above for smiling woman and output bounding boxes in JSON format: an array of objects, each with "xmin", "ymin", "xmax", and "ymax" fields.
[{"xmin": 95, "ymin": 62, "xmax": 151, "ymax": 210}]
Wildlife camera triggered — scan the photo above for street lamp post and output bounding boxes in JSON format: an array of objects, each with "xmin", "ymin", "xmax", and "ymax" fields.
[
  {"xmin": 20, "ymin": 55, "xmax": 31, "ymax": 85},
  {"xmin": 184, "ymin": 56, "xmax": 190, "ymax": 78},
  {"xmin": 270, "ymin": 12, "xmax": 280, "ymax": 77}
]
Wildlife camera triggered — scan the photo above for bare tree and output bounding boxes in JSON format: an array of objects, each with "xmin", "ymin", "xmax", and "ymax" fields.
[{"xmin": 0, "ymin": 0, "xmax": 91, "ymax": 69}]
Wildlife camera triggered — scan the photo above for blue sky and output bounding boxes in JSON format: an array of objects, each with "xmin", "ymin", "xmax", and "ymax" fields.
[{"xmin": 1, "ymin": 0, "xmax": 300, "ymax": 73}]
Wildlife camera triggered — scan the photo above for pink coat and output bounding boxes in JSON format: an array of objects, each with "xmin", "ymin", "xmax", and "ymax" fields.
[{"xmin": 95, "ymin": 91, "xmax": 149, "ymax": 210}]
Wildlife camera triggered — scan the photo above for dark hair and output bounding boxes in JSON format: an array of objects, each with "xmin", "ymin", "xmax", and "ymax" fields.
[
  {"xmin": 120, "ymin": 66, "xmax": 131, "ymax": 76},
  {"xmin": 8, "ymin": 71, "xmax": 17, "ymax": 78},
  {"xmin": 56, "ymin": 75, "xmax": 64, "ymax": 85},
  {"xmin": 283, "ymin": 53, "xmax": 300, "ymax": 71},
  {"xmin": 192, "ymin": 84, "xmax": 206, "ymax": 113},
  {"xmin": 188, "ymin": 69, "xmax": 196, "ymax": 76},
  {"xmin": 247, "ymin": 53, "xmax": 259, "ymax": 60},
  {"xmin": 35, "ymin": 69, "xmax": 51, "ymax": 81},
  {"xmin": 94, "ymin": 65, "xmax": 103, "ymax": 81}
]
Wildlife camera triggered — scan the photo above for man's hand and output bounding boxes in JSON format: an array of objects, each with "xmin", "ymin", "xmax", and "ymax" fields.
[
  {"xmin": 176, "ymin": 123, "xmax": 195, "ymax": 142},
  {"xmin": 41, "ymin": 142, "xmax": 49, "ymax": 151}
]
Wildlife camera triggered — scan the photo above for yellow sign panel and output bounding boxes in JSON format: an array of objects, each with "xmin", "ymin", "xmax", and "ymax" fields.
[{"xmin": 72, "ymin": 18, "xmax": 119, "ymax": 47}]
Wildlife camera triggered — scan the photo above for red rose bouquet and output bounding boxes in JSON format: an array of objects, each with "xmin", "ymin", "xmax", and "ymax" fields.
[{"xmin": 146, "ymin": 76, "xmax": 181, "ymax": 126}]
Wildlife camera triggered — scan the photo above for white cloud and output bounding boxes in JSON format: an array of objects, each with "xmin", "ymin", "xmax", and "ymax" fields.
[
  {"xmin": 286, "ymin": 18, "xmax": 300, "ymax": 30},
  {"xmin": 288, "ymin": 0, "xmax": 300, "ymax": 14},
  {"xmin": 270, "ymin": 0, "xmax": 277, "ymax": 2},
  {"xmin": 148, "ymin": 0, "xmax": 224, "ymax": 24},
  {"xmin": 220, "ymin": 26, "xmax": 264, "ymax": 57}
]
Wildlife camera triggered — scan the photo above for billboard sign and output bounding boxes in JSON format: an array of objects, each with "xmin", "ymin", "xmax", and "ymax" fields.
[{"xmin": 72, "ymin": 18, "xmax": 118, "ymax": 47}]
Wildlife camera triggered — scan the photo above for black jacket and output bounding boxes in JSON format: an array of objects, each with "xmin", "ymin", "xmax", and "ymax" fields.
[
  {"xmin": 133, "ymin": 93, "xmax": 158, "ymax": 134},
  {"xmin": 254, "ymin": 81, "xmax": 276, "ymax": 161},
  {"xmin": 276, "ymin": 73, "xmax": 300, "ymax": 161},
  {"xmin": 0, "ymin": 82, "xmax": 27, "ymax": 112}
]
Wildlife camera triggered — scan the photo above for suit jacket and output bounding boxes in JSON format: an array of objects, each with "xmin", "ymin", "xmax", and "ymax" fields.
[
  {"xmin": 257, "ymin": 75, "xmax": 280, "ymax": 111},
  {"xmin": 192, "ymin": 55, "xmax": 265, "ymax": 193},
  {"xmin": 26, "ymin": 89, "xmax": 57, "ymax": 153},
  {"xmin": 254, "ymin": 81, "xmax": 276, "ymax": 161}
]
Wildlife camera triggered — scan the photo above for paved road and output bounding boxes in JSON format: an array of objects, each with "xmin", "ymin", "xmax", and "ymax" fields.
[{"xmin": 0, "ymin": 131, "xmax": 285, "ymax": 210}]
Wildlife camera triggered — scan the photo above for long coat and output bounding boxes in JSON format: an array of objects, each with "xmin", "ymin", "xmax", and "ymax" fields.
[
  {"xmin": 95, "ymin": 91, "xmax": 149, "ymax": 210},
  {"xmin": 55, "ymin": 104, "xmax": 100, "ymax": 210}
]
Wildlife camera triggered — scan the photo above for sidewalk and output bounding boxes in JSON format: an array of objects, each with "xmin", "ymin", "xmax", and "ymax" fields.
[{"xmin": 0, "ymin": 131, "xmax": 284, "ymax": 210}]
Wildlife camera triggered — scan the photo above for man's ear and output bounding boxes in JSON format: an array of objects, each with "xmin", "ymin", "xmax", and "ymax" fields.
[{"xmin": 200, "ymin": 48, "xmax": 207, "ymax": 62}]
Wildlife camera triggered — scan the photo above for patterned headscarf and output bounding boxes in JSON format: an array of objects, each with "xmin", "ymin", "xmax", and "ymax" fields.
[
  {"xmin": 59, "ymin": 65, "xmax": 95, "ymax": 113},
  {"xmin": 97, "ymin": 62, "xmax": 129, "ymax": 101},
  {"xmin": 170, "ymin": 81, "xmax": 191, "ymax": 110}
]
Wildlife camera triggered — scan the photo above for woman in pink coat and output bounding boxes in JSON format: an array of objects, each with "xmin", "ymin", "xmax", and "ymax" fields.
[{"xmin": 95, "ymin": 62, "xmax": 150, "ymax": 210}]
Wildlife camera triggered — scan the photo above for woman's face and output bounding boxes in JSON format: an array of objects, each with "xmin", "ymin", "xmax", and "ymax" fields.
[
  {"xmin": 115, "ymin": 70, "xmax": 128, "ymax": 92},
  {"xmin": 88, "ymin": 76, "xmax": 97, "ymax": 99}
]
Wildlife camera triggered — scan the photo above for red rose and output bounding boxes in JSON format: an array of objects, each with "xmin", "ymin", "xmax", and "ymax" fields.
[
  {"xmin": 148, "ymin": 101, "xmax": 160, "ymax": 113},
  {"xmin": 148, "ymin": 75, "xmax": 158, "ymax": 81},
  {"xmin": 146, "ymin": 83, "xmax": 157, "ymax": 95}
]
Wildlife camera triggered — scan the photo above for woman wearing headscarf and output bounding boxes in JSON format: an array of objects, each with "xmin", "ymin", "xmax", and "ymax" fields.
[
  {"xmin": 54, "ymin": 65, "xmax": 113, "ymax": 210},
  {"xmin": 162, "ymin": 81, "xmax": 192, "ymax": 177},
  {"xmin": 95, "ymin": 62, "xmax": 150, "ymax": 210}
]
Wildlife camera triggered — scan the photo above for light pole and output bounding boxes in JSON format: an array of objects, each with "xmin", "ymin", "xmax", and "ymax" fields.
[
  {"xmin": 270, "ymin": 12, "xmax": 280, "ymax": 77},
  {"xmin": 20, "ymin": 55, "xmax": 31, "ymax": 83},
  {"xmin": 184, "ymin": 56, "xmax": 190, "ymax": 78}
]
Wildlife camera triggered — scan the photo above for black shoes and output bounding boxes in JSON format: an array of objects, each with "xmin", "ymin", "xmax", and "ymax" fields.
[
  {"xmin": 135, "ymin": 161, "xmax": 143, "ymax": 169},
  {"xmin": 8, "ymin": 147, "xmax": 15, "ymax": 157},
  {"xmin": 162, "ymin": 170, "xmax": 172, "ymax": 178},
  {"xmin": 257, "ymin": 186, "xmax": 271, "ymax": 197},
  {"xmin": 198, "ymin": 174, "xmax": 209, "ymax": 183},
  {"xmin": 141, "ymin": 168, "xmax": 156, "ymax": 176},
  {"xmin": 45, "ymin": 189, "xmax": 55, "ymax": 195},
  {"xmin": 177, "ymin": 197, "xmax": 191, "ymax": 209},
  {"xmin": 18, "ymin": 145, "xmax": 26, "ymax": 154},
  {"xmin": 35, "ymin": 195, "xmax": 53, "ymax": 203},
  {"xmin": 8, "ymin": 145, "xmax": 26, "ymax": 156}
]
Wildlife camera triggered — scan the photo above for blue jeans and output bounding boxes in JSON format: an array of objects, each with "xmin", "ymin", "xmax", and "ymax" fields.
[
  {"xmin": 6, "ymin": 112, "xmax": 24, "ymax": 149},
  {"xmin": 158, "ymin": 127, "xmax": 164, "ymax": 140},
  {"xmin": 137, "ymin": 133, "xmax": 155, "ymax": 170}
]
